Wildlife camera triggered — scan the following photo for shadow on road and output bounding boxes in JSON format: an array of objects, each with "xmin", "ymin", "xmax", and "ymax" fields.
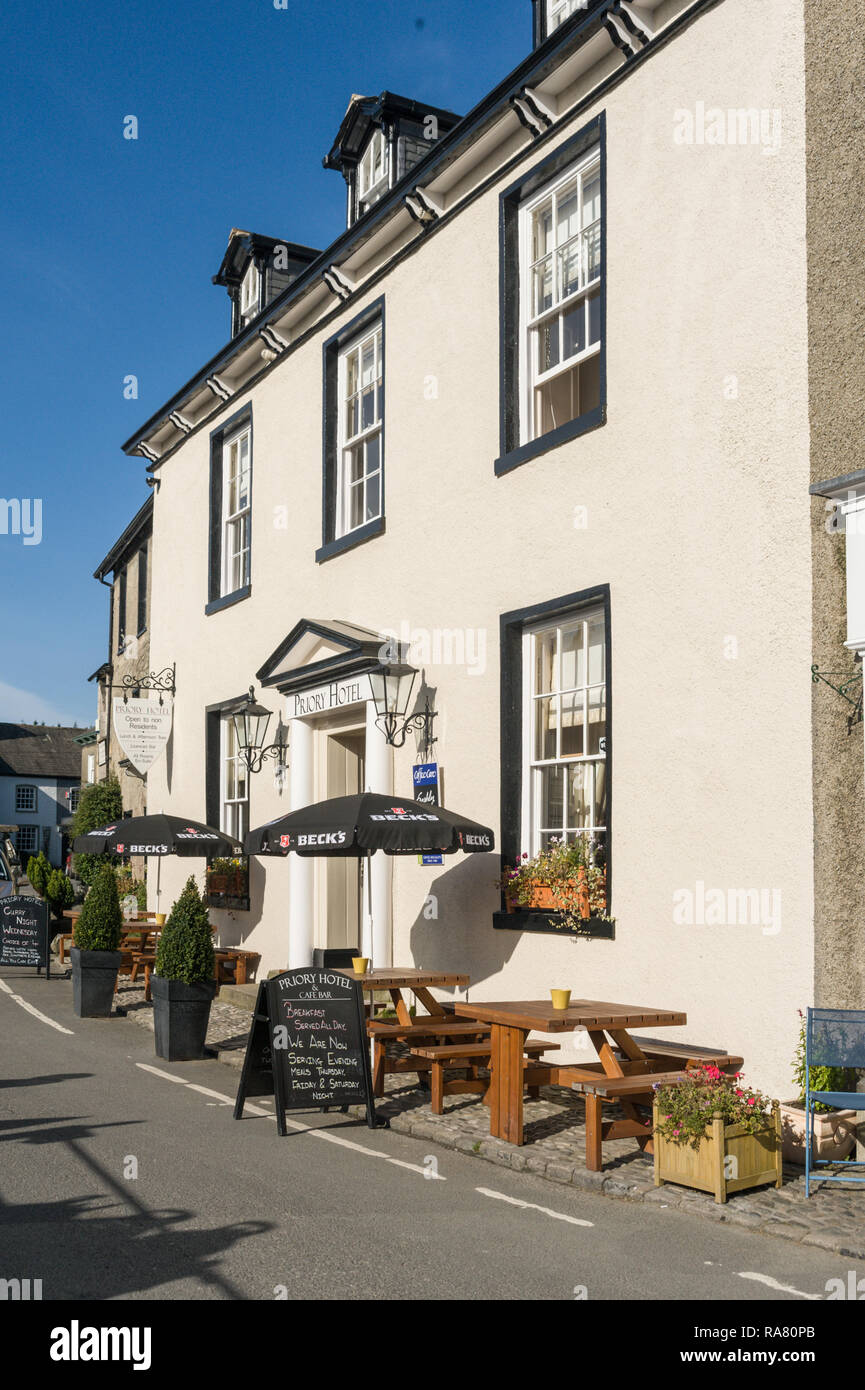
[
  {"xmin": 0, "ymin": 1121, "xmax": 272, "ymax": 1298},
  {"xmin": 0, "ymin": 1073, "xmax": 93, "ymax": 1089}
]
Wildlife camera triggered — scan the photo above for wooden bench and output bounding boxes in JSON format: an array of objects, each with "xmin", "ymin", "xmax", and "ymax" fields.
[
  {"xmin": 367, "ymin": 1019, "xmax": 492, "ymax": 1097},
  {"xmin": 619, "ymin": 1038, "xmax": 743, "ymax": 1072},
  {"xmin": 412, "ymin": 1040, "xmax": 560, "ymax": 1114},
  {"xmin": 561, "ymin": 1041, "xmax": 744, "ymax": 1170},
  {"xmin": 214, "ymin": 948, "xmax": 259, "ymax": 986},
  {"xmin": 130, "ymin": 946, "xmax": 259, "ymax": 1001}
]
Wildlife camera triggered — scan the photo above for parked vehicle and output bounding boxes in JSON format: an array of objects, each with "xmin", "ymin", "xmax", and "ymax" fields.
[{"xmin": 0, "ymin": 825, "xmax": 20, "ymax": 898}]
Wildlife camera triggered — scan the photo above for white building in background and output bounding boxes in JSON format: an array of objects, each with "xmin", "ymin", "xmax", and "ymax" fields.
[
  {"xmin": 116, "ymin": 0, "xmax": 864, "ymax": 1096},
  {"xmin": 0, "ymin": 725, "xmax": 82, "ymax": 867}
]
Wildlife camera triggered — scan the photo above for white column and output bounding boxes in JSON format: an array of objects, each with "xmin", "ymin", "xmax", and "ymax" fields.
[
  {"xmin": 288, "ymin": 717, "xmax": 314, "ymax": 969},
  {"xmin": 365, "ymin": 699, "xmax": 393, "ymax": 968}
]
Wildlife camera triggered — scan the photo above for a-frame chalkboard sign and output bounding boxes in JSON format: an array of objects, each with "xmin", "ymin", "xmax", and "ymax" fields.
[
  {"xmin": 0, "ymin": 897, "xmax": 50, "ymax": 976},
  {"xmin": 233, "ymin": 967, "xmax": 377, "ymax": 1134}
]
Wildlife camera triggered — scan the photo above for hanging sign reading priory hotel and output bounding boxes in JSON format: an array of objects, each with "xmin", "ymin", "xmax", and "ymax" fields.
[
  {"xmin": 289, "ymin": 676, "xmax": 369, "ymax": 719},
  {"xmin": 112, "ymin": 698, "xmax": 173, "ymax": 774}
]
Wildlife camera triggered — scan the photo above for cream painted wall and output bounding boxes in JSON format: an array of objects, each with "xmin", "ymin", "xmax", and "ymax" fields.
[{"xmin": 145, "ymin": 0, "xmax": 811, "ymax": 1097}]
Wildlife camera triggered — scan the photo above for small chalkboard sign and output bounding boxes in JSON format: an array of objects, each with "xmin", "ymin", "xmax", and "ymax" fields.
[
  {"xmin": 0, "ymin": 896, "xmax": 50, "ymax": 976},
  {"xmin": 233, "ymin": 968, "xmax": 377, "ymax": 1134}
]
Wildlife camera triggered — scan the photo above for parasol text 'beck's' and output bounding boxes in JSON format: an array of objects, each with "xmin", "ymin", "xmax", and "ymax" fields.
[
  {"xmin": 244, "ymin": 792, "xmax": 495, "ymax": 858},
  {"xmin": 245, "ymin": 792, "xmax": 495, "ymax": 967}
]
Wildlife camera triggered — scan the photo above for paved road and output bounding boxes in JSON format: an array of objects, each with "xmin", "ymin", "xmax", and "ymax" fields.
[{"xmin": 1, "ymin": 966, "xmax": 863, "ymax": 1303}]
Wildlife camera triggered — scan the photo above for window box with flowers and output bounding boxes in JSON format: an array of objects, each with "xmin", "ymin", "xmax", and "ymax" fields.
[
  {"xmin": 652, "ymin": 1066, "xmax": 783, "ymax": 1204},
  {"xmin": 500, "ymin": 836, "xmax": 611, "ymax": 935},
  {"xmin": 204, "ymin": 857, "xmax": 250, "ymax": 911}
]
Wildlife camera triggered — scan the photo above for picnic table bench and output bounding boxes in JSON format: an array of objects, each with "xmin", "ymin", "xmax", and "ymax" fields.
[
  {"xmin": 337, "ymin": 968, "xmax": 472, "ymax": 1096},
  {"xmin": 130, "ymin": 945, "xmax": 260, "ymax": 1001},
  {"xmin": 412, "ymin": 1039, "xmax": 560, "ymax": 1114},
  {"xmin": 453, "ymin": 998, "xmax": 699, "ymax": 1169}
]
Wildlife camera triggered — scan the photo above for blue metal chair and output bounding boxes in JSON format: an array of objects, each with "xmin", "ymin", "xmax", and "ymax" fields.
[{"xmin": 805, "ymin": 1007, "xmax": 865, "ymax": 1196}]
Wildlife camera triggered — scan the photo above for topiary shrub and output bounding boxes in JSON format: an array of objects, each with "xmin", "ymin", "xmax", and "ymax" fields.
[
  {"xmin": 73, "ymin": 861, "xmax": 123, "ymax": 952},
  {"xmin": 155, "ymin": 877, "xmax": 215, "ymax": 985},
  {"xmin": 26, "ymin": 850, "xmax": 51, "ymax": 897},
  {"xmin": 71, "ymin": 778, "xmax": 123, "ymax": 887},
  {"xmin": 46, "ymin": 870, "xmax": 76, "ymax": 922}
]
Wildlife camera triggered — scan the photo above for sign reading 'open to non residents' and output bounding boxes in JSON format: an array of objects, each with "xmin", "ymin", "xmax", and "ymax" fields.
[{"xmin": 113, "ymin": 698, "xmax": 173, "ymax": 774}]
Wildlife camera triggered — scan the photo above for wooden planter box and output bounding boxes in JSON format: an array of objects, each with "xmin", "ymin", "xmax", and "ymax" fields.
[
  {"xmin": 653, "ymin": 1100, "xmax": 783, "ymax": 1204},
  {"xmin": 505, "ymin": 874, "xmax": 591, "ymax": 917},
  {"xmin": 207, "ymin": 872, "xmax": 248, "ymax": 898}
]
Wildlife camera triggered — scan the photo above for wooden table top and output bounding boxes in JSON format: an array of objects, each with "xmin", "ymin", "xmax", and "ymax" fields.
[
  {"xmin": 453, "ymin": 999, "xmax": 687, "ymax": 1032},
  {"xmin": 336, "ymin": 968, "xmax": 469, "ymax": 990}
]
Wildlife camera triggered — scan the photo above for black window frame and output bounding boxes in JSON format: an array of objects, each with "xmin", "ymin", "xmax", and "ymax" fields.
[
  {"xmin": 116, "ymin": 567, "xmax": 127, "ymax": 652},
  {"xmin": 136, "ymin": 541, "xmax": 148, "ymax": 637},
  {"xmin": 496, "ymin": 583, "xmax": 613, "ymax": 937},
  {"xmin": 496, "ymin": 113, "xmax": 607, "ymax": 478},
  {"xmin": 206, "ymin": 404, "xmax": 253, "ymax": 615},
  {"xmin": 204, "ymin": 694, "xmax": 251, "ymax": 911},
  {"xmin": 316, "ymin": 296, "xmax": 386, "ymax": 564}
]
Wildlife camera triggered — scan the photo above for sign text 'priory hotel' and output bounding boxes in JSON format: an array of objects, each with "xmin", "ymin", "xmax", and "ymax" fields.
[{"xmin": 290, "ymin": 676, "xmax": 368, "ymax": 718}]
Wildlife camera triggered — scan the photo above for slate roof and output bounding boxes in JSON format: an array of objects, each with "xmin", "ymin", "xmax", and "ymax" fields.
[{"xmin": 0, "ymin": 725, "xmax": 83, "ymax": 779}]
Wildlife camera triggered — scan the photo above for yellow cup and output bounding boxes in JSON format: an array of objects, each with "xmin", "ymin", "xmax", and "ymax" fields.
[
  {"xmin": 155, "ymin": 913, "xmax": 166, "ymax": 927},
  {"xmin": 352, "ymin": 957, "xmax": 369, "ymax": 975},
  {"xmin": 550, "ymin": 989, "xmax": 571, "ymax": 1010}
]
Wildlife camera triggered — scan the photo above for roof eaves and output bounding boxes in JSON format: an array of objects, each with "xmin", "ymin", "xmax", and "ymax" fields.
[{"xmin": 93, "ymin": 494, "xmax": 154, "ymax": 579}]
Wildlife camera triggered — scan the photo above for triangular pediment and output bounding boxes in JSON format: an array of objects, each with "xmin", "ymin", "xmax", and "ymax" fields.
[{"xmin": 256, "ymin": 619, "xmax": 385, "ymax": 693}]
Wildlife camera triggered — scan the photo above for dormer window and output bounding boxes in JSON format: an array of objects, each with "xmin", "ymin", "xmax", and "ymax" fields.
[
  {"xmin": 357, "ymin": 129, "xmax": 388, "ymax": 216},
  {"xmin": 239, "ymin": 262, "xmax": 260, "ymax": 327}
]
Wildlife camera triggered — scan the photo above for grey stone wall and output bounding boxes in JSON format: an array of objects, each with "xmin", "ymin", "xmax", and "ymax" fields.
[{"xmin": 806, "ymin": 0, "xmax": 865, "ymax": 1007}]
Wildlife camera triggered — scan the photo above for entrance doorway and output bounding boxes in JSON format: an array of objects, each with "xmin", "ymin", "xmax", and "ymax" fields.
[{"xmin": 320, "ymin": 726, "xmax": 365, "ymax": 950}]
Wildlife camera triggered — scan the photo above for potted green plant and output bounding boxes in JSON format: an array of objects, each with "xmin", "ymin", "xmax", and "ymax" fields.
[
  {"xmin": 25, "ymin": 849, "xmax": 52, "ymax": 898},
  {"xmin": 71, "ymin": 861, "xmax": 123, "ymax": 1017},
  {"xmin": 778, "ymin": 1011, "xmax": 857, "ymax": 1164},
  {"xmin": 45, "ymin": 869, "xmax": 76, "ymax": 923},
  {"xmin": 653, "ymin": 1066, "xmax": 782, "ymax": 1203},
  {"xmin": 152, "ymin": 877, "xmax": 216, "ymax": 1061},
  {"xmin": 502, "ymin": 836, "xmax": 608, "ymax": 928}
]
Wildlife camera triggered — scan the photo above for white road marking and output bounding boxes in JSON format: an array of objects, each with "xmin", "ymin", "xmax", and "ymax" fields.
[
  {"xmin": 0, "ymin": 976, "xmax": 74, "ymax": 1034},
  {"xmin": 476, "ymin": 1186, "xmax": 594, "ymax": 1227},
  {"xmin": 186, "ymin": 1084, "xmax": 235, "ymax": 1105},
  {"xmin": 737, "ymin": 1272, "xmax": 822, "ymax": 1301},
  {"xmin": 135, "ymin": 1064, "xmax": 444, "ymax": 1178},
  {"xmin": 136, "ymin": 1062, "xmax": 187, "ymax": 1083}
]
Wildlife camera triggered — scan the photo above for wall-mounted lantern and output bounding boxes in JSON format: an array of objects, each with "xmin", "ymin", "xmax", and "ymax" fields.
[
  {"xmin": 233, "ymin": 686, "xmax": 288, "ymax": 774},
  {"xmin": 368, "ymin": 662, "xmax": 435, "ymax": 751}
]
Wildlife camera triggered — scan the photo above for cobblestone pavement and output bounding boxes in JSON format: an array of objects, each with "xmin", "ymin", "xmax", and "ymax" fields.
[{"xmin": 116, "ymin": 981, "xmax": 865, "ymax": 1258}]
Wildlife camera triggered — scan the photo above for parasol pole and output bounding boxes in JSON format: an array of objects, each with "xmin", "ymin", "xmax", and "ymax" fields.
[{"xmin": 365, "ymin": 850, "xmax": 374, "ymax": 968}]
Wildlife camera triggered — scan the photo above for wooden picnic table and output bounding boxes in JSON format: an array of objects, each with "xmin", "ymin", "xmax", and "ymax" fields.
[
  {"xmin": 336, "ymin": 967, "xmax": 469, "ymax": 1024},
  {"xmin": 453, "ymin": 999, "xmax": 688, "ymax": 1162},
  {"xmin": 337, "ymin": 968, "xmax": 474, "ymax": 1095}
]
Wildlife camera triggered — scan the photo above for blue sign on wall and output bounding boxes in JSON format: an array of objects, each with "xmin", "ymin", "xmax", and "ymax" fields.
[{"xmin": 413, "ymin": 763, "xmax": 443, "ymax": 865}]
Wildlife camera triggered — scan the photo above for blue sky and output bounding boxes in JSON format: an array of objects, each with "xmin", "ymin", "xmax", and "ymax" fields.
[{"xmin": 0, "ymin": 0, "xmax": 531, "ymax": 726}]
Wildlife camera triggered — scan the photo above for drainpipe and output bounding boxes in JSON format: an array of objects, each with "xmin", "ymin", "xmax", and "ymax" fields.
[{"xmin": 97, "ymin": 572, "xmax": 114, "ymax": 775}]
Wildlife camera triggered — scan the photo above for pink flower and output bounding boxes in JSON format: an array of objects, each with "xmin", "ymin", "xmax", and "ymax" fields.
[{"xmin": 746, "ymin": 1097, "xmax": 756, "ymax": 1107}]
